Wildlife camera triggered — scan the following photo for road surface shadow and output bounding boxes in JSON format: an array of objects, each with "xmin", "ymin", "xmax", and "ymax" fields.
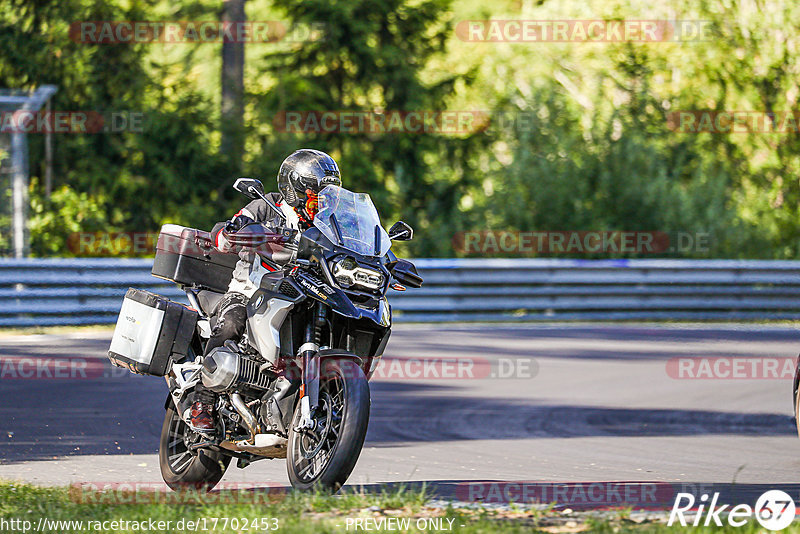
[
  {"xmin": 366, "ymin": 381, "xmax": 795, "ymax": 444},
  {"xmin": 0, "ymin": 376, "xmax": 793, "ymax": 464}
]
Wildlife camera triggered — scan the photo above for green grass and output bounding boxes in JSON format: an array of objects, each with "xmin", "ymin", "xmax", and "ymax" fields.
[{"xmin": 1, "ymin": 480, "xmax": 799, "ymax": 533}]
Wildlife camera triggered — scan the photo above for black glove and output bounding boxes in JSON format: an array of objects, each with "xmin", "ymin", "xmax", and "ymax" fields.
[
  {"xmin": 275, "ymin": 227, "xmax": 299, "ymax": 242},
  {"xmin": 225, "ymin": 214, "xmax": 254, "ymax": 233}
]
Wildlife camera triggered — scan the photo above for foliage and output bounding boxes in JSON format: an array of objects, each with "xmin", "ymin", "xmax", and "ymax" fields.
[
  {"xmin": 251, "ymin": 0, "xmax": 467, "ymax": 256},
  {"xmin": 1, "ymin": 0, "xmax": 799, "ymax": 258},
  {"xmin": 28, "ymin": 179, "xmax": 108, "ymax": 256}
]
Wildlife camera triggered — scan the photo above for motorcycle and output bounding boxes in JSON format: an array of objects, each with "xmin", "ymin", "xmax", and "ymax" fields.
[{"xmin": 107, "ymin": 178, "xmax": 423, "ymax": 492}]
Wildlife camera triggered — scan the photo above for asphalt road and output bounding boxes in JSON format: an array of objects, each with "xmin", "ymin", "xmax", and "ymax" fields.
[{"xmin": 1, "ymin": 324, "xmax": 799, "ymax": 509}]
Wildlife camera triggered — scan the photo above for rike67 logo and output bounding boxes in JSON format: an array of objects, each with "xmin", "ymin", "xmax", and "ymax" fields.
[{"xmin": 669, "ymin": 490, "xmax": 796, "ymax": 530}]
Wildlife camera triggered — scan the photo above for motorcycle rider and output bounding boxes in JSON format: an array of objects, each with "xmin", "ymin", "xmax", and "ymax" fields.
[{"xmin": 190, "ymin": 149, "xmax": 342, "ymax": 431}]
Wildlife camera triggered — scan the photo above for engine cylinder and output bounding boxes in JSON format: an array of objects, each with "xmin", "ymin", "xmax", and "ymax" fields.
[{"xmin": 201, "ymin": 347, "xmax": 272, "ymax": 392}]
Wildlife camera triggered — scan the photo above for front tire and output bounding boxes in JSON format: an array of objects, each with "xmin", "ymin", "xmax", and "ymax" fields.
[
  {"xmin": 158, "ymin": 405, "xmax": 230, "ymax": 491},
  {"xmin": 795, "ymin": 384, "xmax": 800, "ymax": 439},
  {"xmin": 795, "ymin": 357, "xmax": 800, "ymax": 439},
  {"xmin": 287, "ymin": 358, "xmax": 370, "ymax": 492}
]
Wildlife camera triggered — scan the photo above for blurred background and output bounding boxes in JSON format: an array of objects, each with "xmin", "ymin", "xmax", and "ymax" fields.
[{"xmin": 1, "ymin": 0, "xmax": 798, "ymax": 259}]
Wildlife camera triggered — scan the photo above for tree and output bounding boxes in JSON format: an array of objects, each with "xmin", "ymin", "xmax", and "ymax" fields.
[
  {"xmin": 0, "ymin": 0, "xmax": 228, "ymax": 255},
  {"xmin": 253, "ymin": 0, "xmax": 475, "ymax": 255},
  {"xmin": 220, "ymin": 0, "xmax": 246, "ymax": 173}
]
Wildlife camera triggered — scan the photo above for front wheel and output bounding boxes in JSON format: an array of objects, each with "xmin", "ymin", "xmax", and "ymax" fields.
[
  {"xmin": 158, "ymin": 405, "xmax": 231, "ymax": 491},
  {"xmin": 795, "ymin": 357, "xmax": 800, "ymax": 439},
  {"xmin": 795, "ymin": 381, "xmax": 800, "ymax": 439},
  {"xmin": 287, "ymin": 358, "xmax": 370, "ymax": 492}
]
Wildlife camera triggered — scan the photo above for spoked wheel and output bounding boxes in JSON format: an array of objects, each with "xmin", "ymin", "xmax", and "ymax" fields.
[
  {"xmin": 287, "ymin": 358, "xmax": 370, "ymax": 492},
  {"xmin": 158, "ymin": 405, "xmax": 230, "ymax": 491}
]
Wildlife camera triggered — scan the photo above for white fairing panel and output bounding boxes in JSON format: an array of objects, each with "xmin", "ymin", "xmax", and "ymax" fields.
[
  {"xmin": 248, "ymin": 298, "xmax": 294, "ymax": 365},
  {"xmin": 109, "ymin": 298, "xmax": 165, "ymax": 364}
]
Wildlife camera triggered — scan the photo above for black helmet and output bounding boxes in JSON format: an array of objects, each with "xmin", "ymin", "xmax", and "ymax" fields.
[{"xmin": 277, "ymin": 149, "xmax": 342, "ymax": 208}]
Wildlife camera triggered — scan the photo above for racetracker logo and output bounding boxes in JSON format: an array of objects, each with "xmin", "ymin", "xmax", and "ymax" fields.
[
  {"xmin": 667, "ymin": 111, "xmax": 800, "ymax": 134},
  {"xmin": 370, "ymin": 356, "xmax": 538, "ymax": 381},
  {"xmin": 68, "ymin": 231, "xmax": 291, "ymax": 257},
  {"xmin": 273, "ymin": 110, "xmax": 489, "ymax": 135},
  {"xmin": 69, "ymin": 481, "xmax": 286, "ymax": 505},
  {"xmin": 669, "ymin": 490, "xmax": 796, "ymax": 530},
  {"xmin": 453, "ymin": 231, "xmax": 711, "ymax": 255},
  {"xmin": 0, "ymin": 111, "xmax": 144, "ymax": 134},
  {"xmin": 455, "ymin": 20, "xmax": 712, "ymax": 42},
  {"xmin": 70, "ymin": 21, "xmax": 324, "ymax": 43},
  {"xmin": 68, "ymin": 232, "xmax": 158, "ymax": 256},
  {"xmin": 666, "ymin": 357, "xmax": 796, "ymax": 379},
  {"xmin": 0, "ymin": 356, "xmax": 107, "ymax": 380},
  {"xmin": 455, "ymin": 481, "xmax": 676, "ymax": 509}
]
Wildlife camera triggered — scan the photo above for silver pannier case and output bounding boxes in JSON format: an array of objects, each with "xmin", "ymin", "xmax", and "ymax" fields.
[{"xmin": 108, "ymin": 288, "xmax": 198, "ymax": 376}]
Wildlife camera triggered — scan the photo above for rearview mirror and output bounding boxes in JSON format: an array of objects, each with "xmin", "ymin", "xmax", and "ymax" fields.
[
  {"xmin": 233, "ymin": 178, "xmax": 265, "ymax": 199},
  {"xmin": 388, "ymin": 221, "xmax": 413, "ymax": 241}
]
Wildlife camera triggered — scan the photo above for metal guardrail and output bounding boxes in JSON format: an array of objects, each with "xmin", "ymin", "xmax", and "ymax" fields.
[{"xmin": 1, "ymin": 258, "xmax": 800, "ymax": 326}]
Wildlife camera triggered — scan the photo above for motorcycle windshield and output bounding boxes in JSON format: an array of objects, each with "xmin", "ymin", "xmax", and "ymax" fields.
[{"xmin": 313, "ymin": 186, "xmax": 391, "ymax": 257}]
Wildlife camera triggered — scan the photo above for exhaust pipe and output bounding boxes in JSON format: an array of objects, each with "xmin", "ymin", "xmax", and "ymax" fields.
[
  {"xmin": 222, "ymin": 393, "xmax": 287, "ymax": 458},
  {"xmin": 230, "ymin": 392, "xmax": 260, "ymax": 444}
]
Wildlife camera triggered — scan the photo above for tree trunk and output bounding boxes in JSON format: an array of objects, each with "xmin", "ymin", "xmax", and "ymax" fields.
[{"xmin": 221, "ymin": 0, "xmax": 246, "ymax": 172}]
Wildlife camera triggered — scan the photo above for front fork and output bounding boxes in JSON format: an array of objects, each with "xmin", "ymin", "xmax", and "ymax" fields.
[{"xmin": 296, "ymin": 302, "xmax": 327, "ymax": 430}]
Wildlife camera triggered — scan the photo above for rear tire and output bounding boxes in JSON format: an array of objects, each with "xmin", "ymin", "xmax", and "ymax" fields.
[
  {"xmin": 159, "ymin": 405, "xmax": 230, "ymax": 491},
  {"xmin": 287, "ymin": 358, "xmax": 370, "ymax": 492}
]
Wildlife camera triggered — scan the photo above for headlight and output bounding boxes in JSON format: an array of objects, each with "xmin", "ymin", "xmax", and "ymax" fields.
[{"xmin": 331, "ymin": 257, "xmax": 384, "ymax": 291}]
